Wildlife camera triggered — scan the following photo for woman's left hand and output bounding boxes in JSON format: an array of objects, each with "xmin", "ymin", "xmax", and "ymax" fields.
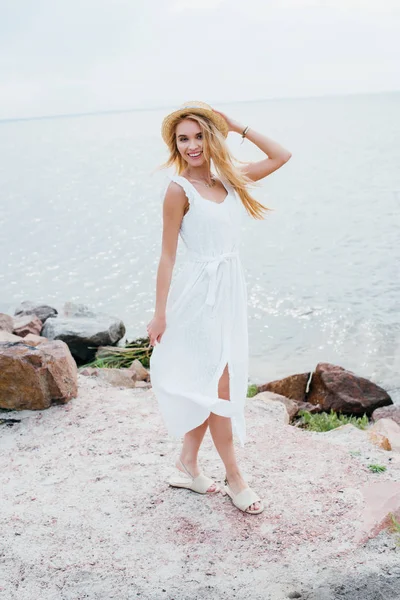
[{"xmin": 211, "ymin": 108, "xmax": 245, "ymax": 135}]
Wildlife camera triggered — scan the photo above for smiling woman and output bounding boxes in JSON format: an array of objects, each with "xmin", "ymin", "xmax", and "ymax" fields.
[
  {"xmin": 147, "ymin": 100, "xmax": 291, "ymax": 515},
  {"xmin": 175, "ymin": 121, "xmax": 229, "ymax": 205}
]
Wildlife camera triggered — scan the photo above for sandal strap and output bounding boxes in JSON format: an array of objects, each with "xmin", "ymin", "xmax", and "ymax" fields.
[
  {"xmin": 191, "ymin": 473, "xmax": 215, "ymax": 494},
  {"xmin": 175, "ymin": 458, "xmax": 216, "ymax": 494},
  {"xmin": 231, "ymin": 487, "xmax": 261, "ymax": 512},
  {"xmin": 178, "ymin": 457, "xmax": 194, "ymax": 479}
]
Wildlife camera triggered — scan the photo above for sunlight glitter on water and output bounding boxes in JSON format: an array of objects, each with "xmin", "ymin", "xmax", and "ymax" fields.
[{"xmin": 1, "ymin": 93, "xmax": 399, "ymax": 399}]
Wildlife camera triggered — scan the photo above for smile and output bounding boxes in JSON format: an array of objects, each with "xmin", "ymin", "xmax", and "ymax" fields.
[{"xmin": 188, "ymin": 151, "xmax": 202, "ymax": 158}]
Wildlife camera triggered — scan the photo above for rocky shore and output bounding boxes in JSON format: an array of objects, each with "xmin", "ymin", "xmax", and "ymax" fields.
[{"xmin": 1, "ymin": 300, "xmax": 400, "ymax": 598}]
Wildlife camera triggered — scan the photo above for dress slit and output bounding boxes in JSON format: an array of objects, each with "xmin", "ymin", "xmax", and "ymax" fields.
[
  {"xmin": 150, "ymin": 172, "xmax": 248, "ymax": 447},
  {"xmin": 216, "ymin": 362, "xmax": 231, "ymax": 401}
]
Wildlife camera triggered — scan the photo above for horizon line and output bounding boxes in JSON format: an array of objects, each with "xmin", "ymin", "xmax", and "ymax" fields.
[{"xmin": 0, "ymin": 88, "xmax": 398, "ymax": 124}]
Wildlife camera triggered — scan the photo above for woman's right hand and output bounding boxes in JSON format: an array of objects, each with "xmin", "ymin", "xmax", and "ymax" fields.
[{"xmin": 146, "ymin": 314, "xmax": 167, "ymax": 347}]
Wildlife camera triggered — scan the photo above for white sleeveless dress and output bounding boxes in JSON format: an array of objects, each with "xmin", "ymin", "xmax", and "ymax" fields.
[{"xmin": 150, "ymin": 173, "xmax": 249, "ymax": 447}]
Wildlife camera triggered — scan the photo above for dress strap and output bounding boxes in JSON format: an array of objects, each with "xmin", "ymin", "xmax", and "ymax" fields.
[{"xmin": 168, "ymin": 174, "xmax": 196, "ymax": 206}]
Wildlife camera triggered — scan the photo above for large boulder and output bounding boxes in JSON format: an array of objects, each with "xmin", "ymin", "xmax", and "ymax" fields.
[
  {"xmin": 14, "ymin": 301, "xmax": 58, "ymax": 324},
  {"xmin": 0, "ymin": 340, "xmax": 77, "ymax": 410},
  {"xmin": 42, "ymin": 314, "xmax": 126, "ymax": 362},
  {"xmin": 307, "ymin": 363, "xmax": 392, "ymax": 416},
  {"xmin": 13, "ymin": 314, "xmax": 43, "ymax": 337},
  {"xmin": 0, "ymin": 313, "xmax": 14, "ymax": 333},
  {"xmin": 257, "ymin": 372, "xmax": 310, "ymax": 403}
]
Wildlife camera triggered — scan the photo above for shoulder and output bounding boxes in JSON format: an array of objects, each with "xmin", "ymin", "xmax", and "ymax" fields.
[
  {"xmin": 164, "ymin": 180, "xmax": 185, "ymax": 200},
  {"xmin": 165, "ymin": 179, "xmax": 185, "ymax": 195},
  {"xmin": 162, "ymin": 179, "xmax": 188, "ymax": 214},
  {"xmin": 165, "ymin": 174, "xmax": 194, "ymax": 205}
]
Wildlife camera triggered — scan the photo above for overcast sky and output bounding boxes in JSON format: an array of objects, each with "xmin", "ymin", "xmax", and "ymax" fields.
[{"xmin": 1, "ymin": 0, "xmax": 399, "ymax": 119}]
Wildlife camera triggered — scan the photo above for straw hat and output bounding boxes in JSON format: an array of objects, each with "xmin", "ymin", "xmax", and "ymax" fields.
[{"xmin": 161, "ymin": 100, "xmax": 229, "ymax": 144}]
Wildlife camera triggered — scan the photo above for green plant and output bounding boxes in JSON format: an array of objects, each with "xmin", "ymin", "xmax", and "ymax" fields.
[
  {"xmin": 296, "ymin": 409, "xmax": 369, "ymax": 432},
  {"xmin": 81, "ymin": 336, "xmax": 153, "ymax": 369},
  {"xmin": 247, "ymin": 384, "xmax": 258, "ymax": 398},
  {"xmin": 367, "ymin": 464, "xmax": 387, "ymax": 473}
]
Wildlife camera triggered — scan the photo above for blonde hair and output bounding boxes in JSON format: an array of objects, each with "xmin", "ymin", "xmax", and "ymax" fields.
[{"xmin": 159, "ymin": 112, "xmax": 271, "ymax": 220}]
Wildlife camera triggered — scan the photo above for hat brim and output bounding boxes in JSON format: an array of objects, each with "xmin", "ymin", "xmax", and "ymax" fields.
[{"xmin": 161, "ymin": 107, "xmax": 229, "ymax": 144}]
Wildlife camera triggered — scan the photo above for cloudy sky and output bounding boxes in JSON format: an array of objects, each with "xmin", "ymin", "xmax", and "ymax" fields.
[{"xmin": 1, "ymin": 0, "xmax": 399, "ymax": 119}]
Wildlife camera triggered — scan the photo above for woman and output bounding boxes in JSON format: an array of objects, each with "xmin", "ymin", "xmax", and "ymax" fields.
[{"xmin": 148, "ymin": 101, "xmax": 291, "ymax": 515}]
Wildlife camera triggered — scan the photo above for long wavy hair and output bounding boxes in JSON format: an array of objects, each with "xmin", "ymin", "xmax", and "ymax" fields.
[{"xmin": 159, "ymin": 112, "xmax": 271, "ymax": 219}]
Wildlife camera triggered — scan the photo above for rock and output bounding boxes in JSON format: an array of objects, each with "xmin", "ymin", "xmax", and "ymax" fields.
[
  {"xmin": 79, "ymin": 367, "xmax": 99, "ymax": 377},
  {"xmin": 372, "ymin": 405, "xmax": 400, "ymax": 426},
  {"xmin": 135, "ymin": 381, "xmax": 152, "ymax": 389},
  {"xmin": 63, "ymin": 301, "xmax": 97, "ymax": 318},
  {"xmin": 14, "ymin": 301, "xmax": 57, "ymax": 324},
  {"xmin": 296, "ymin": 400, "xmax": 322, "ymax": 414},
  {"xmin": 255, "ymin": 390, "xmax": 300, "ymax": 421},
  {"xmin": 0, "ymin": 340, "xmax": 77, "ymax": 410},
  {"xmin": 13, "ymin": 314, "xmax": 43, "ymax": 337},
  {"xmin": 23, "ymin": 334, "xmax": 48, "ymax": 346},
  {"xmin": 128, "ymin": 359, "xmax": 150, "ymax": 382},
  {"xmin": 251, "ymin": 392, "xmax": 292, "ymax": 425},
  {"xmin": 307, "ymin": 363, "xmax": 392, "ymax": 416},
  {"xmin": 96, "ymin": 368, "xmax": 137, "ymax": 388},
  {"xmin": 368, "ymin": 430, "xmax": 391, "ymax": 451},
  {"xmin": 0, "ymin": 313, "xmax": 14, "ymax": 333},
  {"xmin": 79, "ymin": 366, "xmax": 149, "ymax": 388},
  {"xmin": 257, "ymin": 373, "xmax": 310, "ymax": 403},
  {"xmin": 0, "ymin": 331, "xmax": 23, "ymax": 343},
  {"xmin": 41, "ymin": 315, "xmax": 126, "ymax": 362},
  {"xmin": 368, "ymin": 418, "xmax": 400, "ymax": 452}
]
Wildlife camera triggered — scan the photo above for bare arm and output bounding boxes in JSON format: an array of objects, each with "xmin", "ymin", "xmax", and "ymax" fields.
[
  {"xmin": 239, "ymin": 129, "xmax": 292, "ymax": 181},
  {"xmin": 212, "ymin": 108, "xmax": 292, "ymax": 181},
  {"xmin": 147, "ymin": 182, "xmax": 186, "ymax": 345}
]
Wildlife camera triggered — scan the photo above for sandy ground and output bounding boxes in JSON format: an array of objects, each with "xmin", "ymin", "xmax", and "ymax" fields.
[{"xmin": 1, "ymin": 375, "xmax": 400, "ymax": 600}]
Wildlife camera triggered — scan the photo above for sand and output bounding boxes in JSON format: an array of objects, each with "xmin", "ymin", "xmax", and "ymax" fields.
[{"xmin": 1, "ymin": 375, "xmax": 399, "ymax": 600}]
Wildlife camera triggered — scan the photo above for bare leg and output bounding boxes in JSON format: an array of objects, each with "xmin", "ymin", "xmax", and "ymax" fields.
[
  {"xmin": 177, "ymin": 417, "xmax": 217, "ymax": 492},
  {"xmin": 208, "ymin": 364, "xmax": 261, "ymax": 511}
]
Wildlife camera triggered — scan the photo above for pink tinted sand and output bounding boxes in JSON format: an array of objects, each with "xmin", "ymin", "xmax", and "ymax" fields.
[{"xmin": 0, "ymin": 376, "xmax": 399, "ymax": 599}]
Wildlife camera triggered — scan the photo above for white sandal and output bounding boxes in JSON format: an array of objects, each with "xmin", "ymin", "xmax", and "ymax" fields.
[
  {"xmin": 223, "ymin": 476, "xmax": 264, "ymax": 514},
  {"xmin": 168, "ymin": 457, "xmax": 219, "ymax": 494}
]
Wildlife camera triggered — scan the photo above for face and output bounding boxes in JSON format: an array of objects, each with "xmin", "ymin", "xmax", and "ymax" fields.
[{"xmin": 175, "ymin": 118, "xmax": 206, "ymax": 166}]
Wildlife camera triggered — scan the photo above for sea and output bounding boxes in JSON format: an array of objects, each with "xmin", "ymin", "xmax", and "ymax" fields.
[{"xmin": 0, "ymin": 92, "xmax": 399, "ymax": 402}]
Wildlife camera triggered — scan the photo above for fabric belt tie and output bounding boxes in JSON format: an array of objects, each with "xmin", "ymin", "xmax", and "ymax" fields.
[{"xmin": 186, "ymin": 250, "xmax": 239, "ymax": 307}]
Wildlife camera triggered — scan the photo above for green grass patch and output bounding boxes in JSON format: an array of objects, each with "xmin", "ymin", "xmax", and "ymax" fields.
[
  {"xmin": 297, "ymin": 409, "xmax": 369, "ymax": 432},
  {"xmin": 247, "ymin": 384, "xmax": 258, "ymax": 398},
  {"xmin": 367, "ymin": 464, "xmax": 387, "ymax": 473}
]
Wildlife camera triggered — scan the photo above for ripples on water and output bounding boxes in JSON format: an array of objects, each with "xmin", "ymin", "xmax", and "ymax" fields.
[{"xmin": 0, "ymin": 93, "xmax": 399, "ymax": 401}]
